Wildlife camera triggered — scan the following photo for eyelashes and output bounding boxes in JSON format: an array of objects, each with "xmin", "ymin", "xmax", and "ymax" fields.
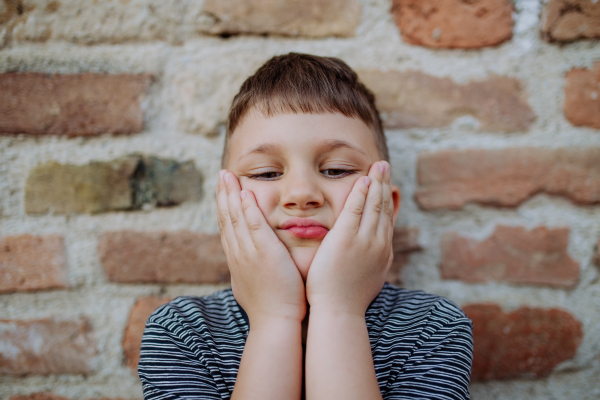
[{"xmin": 248, "ymin": 169, "xmax": 356, "ymax": 181}]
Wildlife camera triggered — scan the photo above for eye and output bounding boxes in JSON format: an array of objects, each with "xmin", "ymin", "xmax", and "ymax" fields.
[
  {"xmin": 321, "ymin": 169, "xmax": 356, "ymax": 179},
  {"xmin": 248, "ymin": 171, "xmax": 282, "ymax": 180}
]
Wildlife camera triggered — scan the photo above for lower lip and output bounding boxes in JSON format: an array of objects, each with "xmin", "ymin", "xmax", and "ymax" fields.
[{"xmin": 285, "ymin": 226, "xmax": 328, "ymax": 239}]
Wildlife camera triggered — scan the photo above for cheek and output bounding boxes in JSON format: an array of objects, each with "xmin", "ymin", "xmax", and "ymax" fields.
[
  {"xmin": 327, "ymin": 181, "xmax": 357, "ymax": 219},
  {"xmin": 240, "ymin": 181, "xmax": 279, "ymax": 218}
]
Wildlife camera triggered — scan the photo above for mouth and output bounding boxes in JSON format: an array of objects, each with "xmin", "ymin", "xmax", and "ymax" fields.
[{"xmin": 280, "ymin": 218, "xmax": 329, "ymax": 239}]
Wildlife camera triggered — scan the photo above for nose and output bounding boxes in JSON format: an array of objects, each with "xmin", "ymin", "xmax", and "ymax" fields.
[{"xmin": 280, "ymin": 171, "xmax": 324, "ymax": 210}]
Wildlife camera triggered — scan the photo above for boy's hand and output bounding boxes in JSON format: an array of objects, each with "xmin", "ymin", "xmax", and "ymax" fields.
[
  {"xmin": 305, "ymin": 161, "xmax": 393, "ymax": 316},
  {"xmin": 217, "ymin": 170, "xmax": 307, "ymax": 327}
]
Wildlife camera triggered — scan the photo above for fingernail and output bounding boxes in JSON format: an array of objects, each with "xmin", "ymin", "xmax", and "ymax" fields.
[
  {"xmin": 364, "ymin": 176, "xmax": 371, "ymax": 186},
  {"xmin": 224, "ymin": 173, "xmax": 230, "ymax": 183},
  {"xmin": 385, "ymin": 162, "xmax": 390, "ymax": 172},
  {"xmin": 240, "ymin": 190, "xmax": 247, "ymax": 199},
  {"xmin": 219, "ymin": 170, "xmax": 226, "ymax": 180},
  {"xmin": 378, "ymin": 163, "xmax": 384, "ymax": 173}
]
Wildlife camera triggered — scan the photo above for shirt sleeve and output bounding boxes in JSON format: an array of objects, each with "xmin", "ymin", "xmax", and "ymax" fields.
[
  {"xmin": 138, "ymin": 317, "xmax": 223, "ymax": 400},
  {"xmin": 383, "ymin": 314, "xmax": 474, "ymax": 400}
]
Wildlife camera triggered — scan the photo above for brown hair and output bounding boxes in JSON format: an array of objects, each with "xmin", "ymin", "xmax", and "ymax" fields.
[{"xmin": 223, "ymin": 53, "xmax": 388, "ymax": 166}]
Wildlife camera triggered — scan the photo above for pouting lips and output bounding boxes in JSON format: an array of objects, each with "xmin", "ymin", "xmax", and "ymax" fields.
[{"xmin": 280, "ymin": 218, "xmax": 329, "ymax": 239}]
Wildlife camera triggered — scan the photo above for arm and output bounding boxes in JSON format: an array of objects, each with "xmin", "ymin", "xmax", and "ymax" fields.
[
  {"xmin": 218, "ymin": 170, "xmax": 305, "ymax": 400},
  {"xmin": 305, "ymin": 161, "xmax": 394, "ymax": 400}
]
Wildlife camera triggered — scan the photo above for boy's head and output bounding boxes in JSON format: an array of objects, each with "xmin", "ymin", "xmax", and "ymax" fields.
[{"xmin": 223, "ymin": 53, "xmax": 400, "ymax": 279}]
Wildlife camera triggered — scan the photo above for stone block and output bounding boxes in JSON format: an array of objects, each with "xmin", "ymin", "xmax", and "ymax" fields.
[
  {"xmin": 415, "ymin": 148, "xmax": 600, "ymax": 210},
  {"xmin": 98, "ymin": 231, "xmax": 230, "ymax": 284},
  {"xmin": 441, "ymin": 226, "xmax": 579, "ymax": 287},
  {"xmin": 464, "ymin": 304, "xmax": 583, "ymax": 381},
  {"xmin": 25, "ymin": 156, "xmax": 203, "ymax": 214},
  {"xmin": 564, "ymin": 62, "xmax": 600, "ymax": 130},
  {"xmin": 0, "ymin": 234, "xmax": 68, "ymax": 293},
  {"xmin": 541, "ymin": 0, "xmax": 600, "ymax": 42},
  {"xmin": 391, "ymin": 0, "xmax": 513, "ymax": 48},
  {"xmin": 0, "ymin": 318, "xmax": 97, "ymax": 375},
  {"xmin": 359, "ymin": 71, "xmax": 535, "ymax": 132},
  {"xmin": 0, "ymin": 73, "xmax": 150, "ymax": 136},
  {"xmin": 386, "ymin": 227, "xmax": 421, "ymax": 285},
  {"xmin": 122, "ymin": 296, "xmax": 173, "ymax": 371},
  {"xmin": 1, "ymin": 0, "xmax": 204, "ymax": 45},
  {"xmin": 200, "ymin": 0, "xmax": 361, "ymax": 37}
]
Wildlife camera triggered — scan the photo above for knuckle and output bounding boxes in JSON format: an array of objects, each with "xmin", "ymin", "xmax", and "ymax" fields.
[
  {"xmin": 247, "ymin": 220, "xmax": 262, "ymax": 232},
  {"xmin": 349, "ymin": 203, "xmax": 364, "ymax": 217}
]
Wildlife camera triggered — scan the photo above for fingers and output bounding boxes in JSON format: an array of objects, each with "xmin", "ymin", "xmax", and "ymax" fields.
[
  {"xmin": 360, "ymin": 161, "xmax": 387, "ymax": 233},
  {"xmin": 240, "ymin": 188, "xmax": 277, "ymax": 245},
  {"xmin": 333, "ymin": 175, "xmax": 371, "ymax": 234},
  {"xmin": 216, "ymin": 169, "xmax": 238, "ymax": 253}
]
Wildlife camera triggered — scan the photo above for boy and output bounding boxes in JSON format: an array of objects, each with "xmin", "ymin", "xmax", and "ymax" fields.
[{"xmin": 138, "ymin": 53, "xmax": 473, "ymax": 400}]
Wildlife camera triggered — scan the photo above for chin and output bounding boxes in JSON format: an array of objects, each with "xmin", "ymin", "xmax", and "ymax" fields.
[{"xmin": 288, "ymin": 247, "xmax": 318, "ymax": 281}]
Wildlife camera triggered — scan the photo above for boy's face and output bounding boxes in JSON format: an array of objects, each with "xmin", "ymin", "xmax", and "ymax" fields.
[{"xmin": 225, "ymin": 111, "xmax": 401, "ymax": 280}]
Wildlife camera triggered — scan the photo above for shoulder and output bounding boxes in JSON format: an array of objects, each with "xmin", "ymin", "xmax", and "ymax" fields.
[
  {"xmin": 367, "ymin": 283, "xmax": 472, "ymax": 339},
  {"xmin": 146, "ymin": 288, "xmax": 246, "ymax": 335}
]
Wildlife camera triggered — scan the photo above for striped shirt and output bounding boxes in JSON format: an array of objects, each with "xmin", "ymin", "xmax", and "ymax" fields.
[{"xmin": 138, "ymin": 283, "xmax": 473, "ymax": 399}]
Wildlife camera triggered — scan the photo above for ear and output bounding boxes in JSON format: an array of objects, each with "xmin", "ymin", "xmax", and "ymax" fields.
[{"xmin": 390, "ymin": 184, "xmax": 401, "ymax": 225}]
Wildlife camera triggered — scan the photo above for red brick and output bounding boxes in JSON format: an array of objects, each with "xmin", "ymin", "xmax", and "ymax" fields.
[
  {"xmin": 564, "ymin": 62, "xmax": 600, "ymax": 130},
  {"xmin": 441, "ymin": 226, "xmax": 579, "ymax": 287},
  {"xmin": 10, "ymin": 393, "xmax": 137, "ymax": 400},
  {"xmin": 464, "ymin": 304, "xmax": 583, "ymax": 381},
  {"xmin": 415, "ymin": 148, "xmax": 600, "ymax": 210},
  {"xmin": 0, "ymin": 235, "xmax": 68, "ymax": 293},
  {"xmin": 0, "ymin": 73, "xmax": 150, "ymax": 136},
  {"xmin": 0, "ymin": 318, "xmax": 97, "ymax": 375},
  {"xmin": 358, "ymin": 71, "xmax": 535, "ymax": 132},
  {"xmin": 10, "ymin": 394, "xmax": 69, "ymax": 400},
  {"xmin": 541, "ymin": 0, "xmax": 600, "ymax": 42},
  {"xmin": 99, "ymin": 231, "xmax": 230, "ymax": 284},
  {"xmin": 123, "ymin": 296, "xmax": 173, "ymax": 371},
  {"xmin": 201, "ymin": 0, "xmax": 360, "ymax": 37},
  {"xmin": 391, "ymin": 0, "xmax": 513, "ymax": 49},
  {"xmin": 387, "ymin": 227, "xmax": 421, "ymax": 285}
]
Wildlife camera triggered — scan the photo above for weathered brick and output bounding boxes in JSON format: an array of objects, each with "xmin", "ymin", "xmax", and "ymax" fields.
[
  {"xmin": 123, "ymin": 296, "xmax": 173, "ymax": 371},
  {"xmin": 464, "ymin": 304, "xmax": 583, "ymax": 381},
  {"xmin": 0, "ymin": 318, "xmax": 97, "ymax": 375},
  {"xmin": 99, "ymin": 231, "xmax": 230, "ymax": 284},
  {"xmin": 0, "ymin": 73, "xmax": 150, "ymax": 136},
  {"xmin": 200, "ymin": 0, "xmax": 361, "ymax": 37},
  {"xmin": 441, "ymin": 226, "xmax": 579, "ymax": 287},
  {"xmin": 1, "ymin": 0, "xmax": 204, "ymax": 45},
  {"xmin": 0, "ymin": 234, "xmax": 68, "ymax": 293},
  {"xmin": 359, "ymin": 71, "xmax": 535, "ymax": 132},
  {"xmin": 10, "ymin": 394, "xmax": 69, "ymax": 400},
  {"xmin": 386, "ymin": 227, "xmax": 421, "ymax": 285},
  {"xmin": 25, "ymin": 156, "xmax": 203, "ymax": 215},
  {"xmin": 415, "ymin": 148, "xmax": 600, "ymax": 210},
  {"xmin": 541, "ymin": 0, "xmax": 600, "ymax": 43},
  {"xmin": 564, "ymin": 62, "xmax": 600, "ymax": 130},
  {"xmin": 391, "ymin": 0, "xmax": 513, "ymax": 49},
  {"xmin": 10, "ymin": 393, "xmax": 137, "ymax": 400}
]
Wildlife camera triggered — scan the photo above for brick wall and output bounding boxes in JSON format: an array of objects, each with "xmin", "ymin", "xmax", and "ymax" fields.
[{"xmin": 1, "ymin": 0, "xmax": 599, "ymax": 399}]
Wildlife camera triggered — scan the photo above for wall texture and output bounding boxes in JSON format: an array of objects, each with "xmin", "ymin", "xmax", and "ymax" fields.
[{"xmin": 1, "ymin": 0, "xmax": 599, "ymax": 399}]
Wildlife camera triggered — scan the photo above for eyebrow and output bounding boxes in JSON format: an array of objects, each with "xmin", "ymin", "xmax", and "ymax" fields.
[
  {"xmin": 239, "ymin": 143, "xmax": 282, "ymax": 160},
  {"xmin": 318, "ymin": 139, "xmax": 367, "ymax": 156},
  {"xmin": 238, "ymin": 139, "xmax": 367, "ymax": 161}
]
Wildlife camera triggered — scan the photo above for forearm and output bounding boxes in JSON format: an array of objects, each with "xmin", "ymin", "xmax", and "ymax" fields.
[
  {"xmin": 305, "ymin": 309, "xmax": 383, "ymax": 400},
  {"xmin": 232, "ymin": 318, "xmax": 303, "ymax": 400}
]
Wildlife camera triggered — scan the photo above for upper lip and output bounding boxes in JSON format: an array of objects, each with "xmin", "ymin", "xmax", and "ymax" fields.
[{"xmin": 280, "ymin": 218, "xmax": 328, "ymax": 230}]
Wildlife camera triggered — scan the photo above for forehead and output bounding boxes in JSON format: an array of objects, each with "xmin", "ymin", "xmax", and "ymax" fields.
[{"xmin": 226, "ymin": 111, "xmax": 381, "ymax": 166}]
